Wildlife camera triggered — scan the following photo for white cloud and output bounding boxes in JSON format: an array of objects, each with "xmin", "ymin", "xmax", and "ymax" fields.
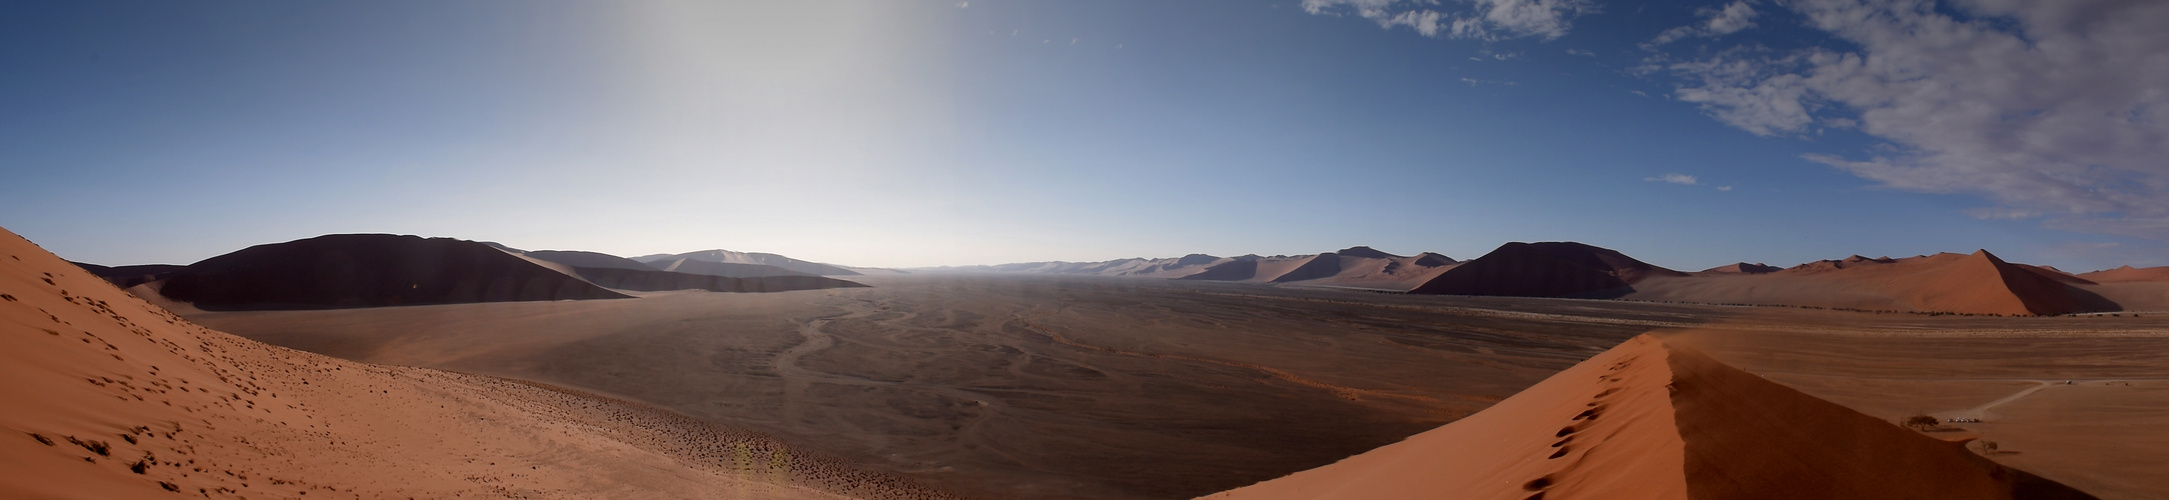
[
  {"xmin": 1646, "ymin": 1, "xmax": 1759, "ymax": 47},
  {"xmin": 1646, "ymin": 173, "xmax": 1700, "ymax": 185},
  {"xmin": 1716, "ymin": 185, "xmax": 1733, "ymax": 191},
  {"xmin": 1301, "ymin": 0, "xmax": 1596, "ymax": 41},
  {"xmin": 1566, "ymin": 48, "xmax": 1595, "ymax": 56},
  {"xmin": 954, "ymin": 1, "xmax": 968, "ymax": 8},
  {"xmin": 1658, "ymin": 0, "xmax": 2169, "ymax": 241}
]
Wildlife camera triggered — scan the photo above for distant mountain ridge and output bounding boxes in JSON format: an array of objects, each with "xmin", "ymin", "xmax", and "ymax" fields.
[
  {"xmin": 87, "ymin": 234, "xmax": 868, "ymax": 311},
  {"xmin": 951, "ymin": 241, "xmax": 2163, "ymax": 316},
  {"xmin": 938, "ymin": 246, "xmax": 1461, "ymax": 290},
  {"xmin": 633, "ymin": 249, "xmax": 864, "ymax": 276}
]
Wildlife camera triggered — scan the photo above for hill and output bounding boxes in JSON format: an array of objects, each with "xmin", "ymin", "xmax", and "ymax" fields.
[
  {"xmin": 157, "ymin": 234, "xmax": 630, "ymax": 310},
  {"xmin": 2077, "ymin": 265, "xmax": 2169, "ymax": 284},
  {"xmin": 941, "ymin": 247, "xmax": 1457, "ymax": 290},
  {"xmin": 1203, "ymin": 335, "xmax": 2091, "ymax": 499},
  {"xmin": 1628, "ymin": 251, "xmax": 2111, "ymax": 316},
  {"xmin": 0, "ymin": 227, "xmax": 947, "ymax": 499},
  {"xmin": 1409, "ymin": 242, "xmax": 1684, "ymax": 297},
  {"xmin": 646, "ymin": 257, "xmax": 814, "ymax": 278},
  {"xmin": 635, "ymin": 250, "xmax": 861, "ymax": 276}
]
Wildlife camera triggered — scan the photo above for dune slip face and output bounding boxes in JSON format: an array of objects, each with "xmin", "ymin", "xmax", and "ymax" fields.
[
  {"xmin": 0, "ymin": 227, "xmax": 953, "ymax": 500},
  {"xmin": 1203, "ymin": 334, "xmax": 2095, "ymax": 500}
]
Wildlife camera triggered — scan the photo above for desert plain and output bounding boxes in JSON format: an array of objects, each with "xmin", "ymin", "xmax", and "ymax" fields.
[{"xmin": 174, "ymin": 274, "xmax": 2169, "ymax": 499}]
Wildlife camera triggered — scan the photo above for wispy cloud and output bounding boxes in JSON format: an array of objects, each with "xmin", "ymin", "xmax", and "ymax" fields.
[
  {"xmin": 1653, "ymin": 1, "xmax": 2169, "ymax": 241},
  {"xmin": 1645, "ymin": 1, "xmax": 1758, "ymax": 48},
  {"xmin": 1646, "ymin": 173, "xmax": 1699, "ymax": 185},
  {"xmin": 954, "ymin": 1, "xmax": 968, "ymax": 8},
  {"xmin": 1300, "ymin": 0, "xmax": 1597, "ymax": 41}
]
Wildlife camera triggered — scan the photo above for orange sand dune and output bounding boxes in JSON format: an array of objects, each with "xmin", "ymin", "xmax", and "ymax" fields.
[
  {"xmin": 1630, "ymin": 251, "xmax": 2108, "ymax": 316},
  {"xmin": 1202, "ymin": 335, "xmax": 2091, "ymax": 500},
  {"xmin": 0, "ymin": 227, "xmax": 946, "ymax": 500},
  {"xmin": 2078, "ymin": 265, "xmax": 2169, "ymax": 284}
]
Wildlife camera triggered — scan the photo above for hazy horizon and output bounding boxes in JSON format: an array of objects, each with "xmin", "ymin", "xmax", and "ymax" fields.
[{"xmin": 7, "ymin": 0, "xmax": 2167, "ymax": 271}]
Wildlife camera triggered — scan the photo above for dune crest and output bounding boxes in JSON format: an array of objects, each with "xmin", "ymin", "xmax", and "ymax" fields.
[
  {"xmin": 2077, "ymin": 265, "xmax": 2169, "ymax": 284},
  {"xmin": 0, "ymin": 228, "xmax": 946, "ymax": 499},
  {"xmin": 1409, "ymin": 242, "xmax": 1685, "ymax": 297},
  {"xmin": 157, "ymin": 234, "xmax": 631, "ymax": 310},
  {"xmin": 1202, "ymin": 334, "xmax": 2092, "ymax": 500},
  {"xmin": 1630, "ymin": 250, "xmax": 2110, "ymax": 316}
]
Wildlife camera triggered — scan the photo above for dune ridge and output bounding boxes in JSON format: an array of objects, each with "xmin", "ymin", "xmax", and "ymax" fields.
[
  {"xmin": 636, "ymin": 250, "xmax": 862, "ymax": 277},
  {"xmin": 156, "ymin": 234, "xmax": 631, "ymax": 310},
  {"xmin": 943, "ymin": 248, "xmax": 1458, "ymax": 290},
  {"xmin": 1202, "ymin": 334, "xmax": 2092, "ymax": 500},
  {"xmin": 0, "ymin": 227, "xmax": 950, "ymax": 499},
  {"xmin": 1409, "ymin": 242, "xmax": 1685, "ymax": 298},
  {"xmin": 1627, "ymin": 251, "xmax": 2113, "ymax": 316}
]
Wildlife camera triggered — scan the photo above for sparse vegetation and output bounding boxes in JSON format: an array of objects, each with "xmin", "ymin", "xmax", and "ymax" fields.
[{"xmin": 1903, "ymin": 414, "xmax": 1941, "ymax": 431}]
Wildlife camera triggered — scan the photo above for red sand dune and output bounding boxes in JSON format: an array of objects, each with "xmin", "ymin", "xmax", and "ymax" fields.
[
  {"xmin": 1631, "ymin": 251, "xmax": 2109, "ymax": 316},
  {"xmin": 157, "ymin": 234, "xmax": 631, "ymax": 310},
  {"xmin": 1409, "ymin": 242, "xmax": 1686, "ymax": 297},
  {"xmin": 1202, "ymin": 334, "xmax": 2092, "ymax": 500},
  {"xmin": 0, "ymin": 228, "xmax": 945, "ymax": 499},
  {"xmin": 1696, "ymin": 262, "xmax": 1779, "ymax": 275},
  {"xmin": 2077, "ymin": 265, "xmax": 2169, "ymax": 284}
]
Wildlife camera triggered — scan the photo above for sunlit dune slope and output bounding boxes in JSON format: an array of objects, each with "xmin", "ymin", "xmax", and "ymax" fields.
[
  {"xmin": 1202, "ymin": 334, "xmax": 2092, "ymax": 500},
  {"xmin": 0, "ymin": 227, "xmax": 949, "ymax": 500},
  {"xmin": 2078, "ymin": 265, "xmax": 2169, "ymax": 284},
  {"xmin": 1628, "ymin": 250, "xmax": 2111, "ymax": 316}
]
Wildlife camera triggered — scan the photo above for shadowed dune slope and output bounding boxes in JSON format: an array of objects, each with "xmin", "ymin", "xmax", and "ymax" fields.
[
  {"xmin": 1410, "ymin": 242, "xmax": 1686, "ymax": 298},
  {"xmin": 157, "ymin": 234, "xmax": 630, "ymax": 310},
  {"xmin": 0, "ymin": 227, "xmax": 952, "ymax": 500},
  {"xmin": 1203, "ymin": 335, "xmax": 2093, "ymax": 500},
  {"xmin": 1629, "ymin": 251, "xmax": 2110, "ymax": 316},
  {"xmin": 1178, "ymin": 257, "xmax": 1260, "ymax": 281},
  {"xmin": 1268, "ymin": 254, "xmax": 1343, "ymax": 283}
]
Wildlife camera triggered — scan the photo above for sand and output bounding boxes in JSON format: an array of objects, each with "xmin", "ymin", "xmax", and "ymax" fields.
[
  {"xmin": 183, "ymin": 275, "xmax": 1700, "ymax": 499},
  {"xmin": 1627, "ymin": 251, "xmax": 2110, "ymax": 316},
  {"xmin": 0, "ymin": 227, "xmax": 948, "ymax": 499},
  {"xmin": 156, "ymin": 234, "xmax": 631, "ymax": 310},
  {"xmin": 1203, "ymin": 334, "xmax": 2088, "ymax": 499}
]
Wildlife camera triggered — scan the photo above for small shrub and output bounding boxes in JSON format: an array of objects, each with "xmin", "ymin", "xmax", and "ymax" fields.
[{"xmin": 1902, "ymin": 414, "xmax": 1940, "ymax": 431}]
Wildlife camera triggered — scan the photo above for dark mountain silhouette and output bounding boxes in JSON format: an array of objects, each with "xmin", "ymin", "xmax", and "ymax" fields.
[
  {"xmin": 1700, "ymin": 262, "xmax": 1781, "ymax": 274},
  {"xmin": 158, "ymin": 234, "xmax": 631, "ymax": 310},
  {"xmin": 1410, "ymin": 242, "xmax": 1685, "ymax": 297}
]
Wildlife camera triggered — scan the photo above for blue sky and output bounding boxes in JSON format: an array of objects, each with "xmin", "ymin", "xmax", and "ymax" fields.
[{"xmin": 4, "ymin": 0, "xmax": 2166, "ymax": 271}]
